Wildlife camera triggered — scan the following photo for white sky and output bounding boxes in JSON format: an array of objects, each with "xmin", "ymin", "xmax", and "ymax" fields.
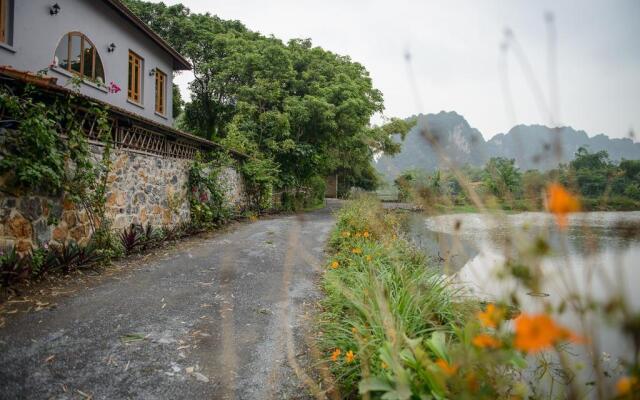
[{"xmin": 159, "ymin": 0, "xmax": 640, "ymax": 140}]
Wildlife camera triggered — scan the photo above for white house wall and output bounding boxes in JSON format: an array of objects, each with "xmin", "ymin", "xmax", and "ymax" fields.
[{"xmin": 0, "ymin": 0, "xmax": 175, "ymax": 126}]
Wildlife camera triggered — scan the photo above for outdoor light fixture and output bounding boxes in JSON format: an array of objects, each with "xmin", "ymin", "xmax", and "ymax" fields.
[
  {"xmin": 50, "ymin": 3, "xmax": 61, "ymax": 15},
  {"xmin": 107, "ymin": 43, "xmax": 117, "ymax": 53},
  {"xmin": 148, "ymin": 68, "xmax": 156, "ymax": 76}
]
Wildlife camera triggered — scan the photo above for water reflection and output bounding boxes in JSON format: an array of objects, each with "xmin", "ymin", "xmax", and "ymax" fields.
[{"xmin": 407, "ymin": 211, "xmax": 640, "ymax": 382}]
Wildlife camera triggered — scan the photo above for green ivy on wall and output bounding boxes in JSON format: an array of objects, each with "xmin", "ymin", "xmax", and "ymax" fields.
[{"xmin": 188, "ymin": 152, "xmax": 233, "ymax": 228}]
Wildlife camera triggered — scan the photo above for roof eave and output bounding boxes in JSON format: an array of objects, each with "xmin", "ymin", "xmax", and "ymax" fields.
[{"xmin": 102, "ymin": 0, "xmax": 192, "ymax": 71}]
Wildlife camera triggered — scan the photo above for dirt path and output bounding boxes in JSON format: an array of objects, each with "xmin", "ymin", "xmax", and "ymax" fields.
[{"xmin": 0, "ymin": 202, "xmax": 340, "ymax": 399}]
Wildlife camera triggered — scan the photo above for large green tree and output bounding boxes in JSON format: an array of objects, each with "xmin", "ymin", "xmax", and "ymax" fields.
[
  {"xmin": 123, "ymin": 0, "xmax": 410, "ymax": 192},
  {"xmin": 482, "ymin": 157, "xmax": 522, "ymax": 199}
]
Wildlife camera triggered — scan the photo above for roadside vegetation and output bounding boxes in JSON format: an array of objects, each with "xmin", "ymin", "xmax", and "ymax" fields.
[
  {"xmin": 394, "ymin": 147, "xmax": 640, "ymax": 212},
  {"xmin": 1, "ymin": 0, "xmax": 414, "ymax": 291},
  {"xmin": 123, "ymin": 0, "xmax": 413, "ymax": 198},
  {"xmin": 318, "ymin": 195, "xmax": 639, "ymax": 399}
]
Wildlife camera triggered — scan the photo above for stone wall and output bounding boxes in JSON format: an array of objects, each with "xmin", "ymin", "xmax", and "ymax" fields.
[{"xmin": 0, "ymin": 144, "xmax": 247, "ymax": 252}]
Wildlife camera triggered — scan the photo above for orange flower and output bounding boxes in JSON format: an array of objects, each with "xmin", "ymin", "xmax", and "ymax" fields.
[
  {"xmin": 616, "ymin": 376, "xmax": 638, "ymax": 396},
  {"xmin": 341, "ymin": 231, "xmax": 350, "ymax": 238},
  {"xmin": 472, "ymin": 334, "xmax": 501, "ymax": 349},
  {"xmin": 514, "ymin": 313, "xmax": 579, "ymax": 353},
  {"xmin": 547, "ymin": 183, "xmax": 581, "ymax": 229},
  {"xmin": 330, "ymin": 348, "xmax": 341, "ymax": 361},
  {"xmin": 330, "ymin": 261, "xmax": 339, "ymax": 269},
  {"xmin": 466, "ymin": 372, "xmax": 479, "ymax": 392},
  {"xmin": 477, "ymin": 304, "xmax": 505, "ymax": 328},
  {"xmin": 435, "ymin": 359, "xmax": 458, "ymax": 376},
  {"xmin": 363, "ymin": 231, "xmax": 370, "ymax": 238},
  {"xmin": 352, "ymin": 247, "xmax": 362, "ymax": 254},
  {"xmin": 345, "ymin": 350, "xmax": 355, "ymax": 363}
]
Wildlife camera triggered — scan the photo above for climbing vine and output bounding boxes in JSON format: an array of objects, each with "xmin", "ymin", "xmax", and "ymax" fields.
[
  {"xmin": 0, "ymin": 83, "xmax": 110, "ymax": 204},
  {"xmin": 0, "ymin": 82, "xmax": 118, "ymax": 250},
  {"xmin": 188, "ymin": 152, "xmax": 233, "ymax": 228},
  {"xmin": 240, "ymin": 157, "xmax": 279, "ymax": 212}
]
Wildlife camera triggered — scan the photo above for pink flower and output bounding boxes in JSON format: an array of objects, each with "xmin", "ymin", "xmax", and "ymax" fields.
[
  {"xmin": 199, "ymin": 193, "xmax": 209, "ymax": 202},
  {"xmin": 107, "ymin": 81, "xmax": 121, "ymax": 94}
]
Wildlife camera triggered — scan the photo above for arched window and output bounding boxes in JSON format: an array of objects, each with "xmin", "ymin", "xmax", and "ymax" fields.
[{"xmin": 53, "ymin": 32, "xmax": 105, "ymax": 83}]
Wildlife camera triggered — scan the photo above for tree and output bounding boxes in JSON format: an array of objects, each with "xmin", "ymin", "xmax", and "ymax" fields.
[
  {"xmin": 123, "ymin": 0, "xmax": 412, "ymax": 195},
  {"xmin": 482, "ymin": 157, "xmax": 522, "ymax": 199},
  {"xmin": 569, "ymin": 147, "xmax": 612, "ymax": 197}
]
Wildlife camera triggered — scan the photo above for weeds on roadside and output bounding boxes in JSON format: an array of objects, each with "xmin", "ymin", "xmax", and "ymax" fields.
[{"xmin": 318, "ymin": 194, "xmax": 640, "ymax": 399}]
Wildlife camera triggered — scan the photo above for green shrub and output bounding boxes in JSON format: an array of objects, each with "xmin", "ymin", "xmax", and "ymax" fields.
[{"xmin": 318, "ymin": 197, "xmax": 477, "ymax": 396}]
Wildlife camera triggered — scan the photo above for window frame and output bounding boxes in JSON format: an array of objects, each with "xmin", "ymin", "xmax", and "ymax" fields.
[
  {"xmin": 0, "ymin": 0, "xmax": 8, "ymax": 45},
  {"xmin": 54, "ymin": 32, "xmax": 104, "ymax": 83},
  {"xmin": 154, "ymin": 69, "xmax": 167, "ymax": 115},
  {"xmin": 128, "ymin": 50, "xmax": 144, "ymax": 105}
]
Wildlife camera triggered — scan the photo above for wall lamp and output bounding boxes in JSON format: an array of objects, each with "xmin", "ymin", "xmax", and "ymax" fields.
[
  {"xmin": 50, "ymin": 3, "xmax": 61, "ymax": 15},
  {"xmin": 148, "ymin": 68, "xmax": 156, "ymax": 77},
  {"xmin": 107, "ymin": 43, "xmax": 117, "ymax": 53}
]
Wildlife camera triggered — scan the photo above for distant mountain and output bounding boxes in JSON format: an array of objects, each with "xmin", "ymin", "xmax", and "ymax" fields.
[{"xmin": 375, "ymin": 111, "xmax": 640, "ymax": 180}]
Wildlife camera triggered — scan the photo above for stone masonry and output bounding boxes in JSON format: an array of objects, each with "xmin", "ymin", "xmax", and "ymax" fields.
[{"xmin": 0, "ymin": 144, "xmax": 247, "ymax": 252}]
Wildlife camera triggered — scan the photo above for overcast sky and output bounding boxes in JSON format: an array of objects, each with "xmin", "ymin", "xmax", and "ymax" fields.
[{"xmin": 159, "ymin": 0, "xmax": 639, "ymax": 141}]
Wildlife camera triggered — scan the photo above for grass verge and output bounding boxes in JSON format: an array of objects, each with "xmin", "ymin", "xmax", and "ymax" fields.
[{"xmin": 317, "ymin": 196, "xmax": 488, "ymax": 397}]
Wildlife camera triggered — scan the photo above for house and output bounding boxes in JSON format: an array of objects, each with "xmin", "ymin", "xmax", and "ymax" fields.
[{"xmin": 0, "ymin": 0, "xmax": 191, "ymax": 127}]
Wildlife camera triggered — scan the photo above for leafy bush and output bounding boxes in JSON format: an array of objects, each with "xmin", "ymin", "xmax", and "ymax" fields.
[
  {"xmin": 91, "ymin": 221, "xmax": 124, "ymax": 262},
  {"xmin": 188, "ymin": 152, "xmax": 233, "ymax": 227},
  {"xmin": 0, "ymin": 247, "xmax": 30, "ymax": 287},
  {"xmin": 119, "ymin": 225, "xmax": 144, "ymax": 254},
  {"xmin": 241, "ymin": 157, "xmax": 279, "ymax": 211}
]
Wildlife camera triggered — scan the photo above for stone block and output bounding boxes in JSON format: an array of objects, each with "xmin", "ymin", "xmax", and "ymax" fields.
[
  {"xmin": 8, "ymin": 213, "xmax": 32, "ymax": 239},
  {"xmin": 70, "ymin": 225, "xmax": 87, "ymax": 242},
  {"xmin": 33, "ymin": 218, "xmax": 51, "ymax": 244},
  {"xmin": 18, "ymin": 197, "xmax": 42, "ymax": 221},
  {"xmin": 16, "ymin": 239, "xmax": 32, "ymax": 253},
  {"xmin": 63, "ymin": 211, "xmax": 77, "ymax": 227},
  {"xmin": 52, "ymin": 221, "xmax": 68, "ymax": 241}
]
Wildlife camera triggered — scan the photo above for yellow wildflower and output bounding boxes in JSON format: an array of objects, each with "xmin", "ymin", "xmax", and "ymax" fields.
[
  {"xmin": 345, "ymin": 350, "xmax": 355, "ymax": 363},
  {"xmin": 341, "ymin": 231, "xmax": 350, "ymax": 238},
  {"xmin": 514, "ymin": 313, "xmax": 580, "ymax": 353},
  {"xmin": 365, "ymin": 255, "xmax": 372, "ymax": 262},
  {"xmin": 435, "ymin": 359, "xmax": 458, "ymax": 376},
  {"xmin": 352, "ymin": 247, "xmax": 362, "ymax": 254},
  {"xmin": 363, "ymin": 231, "xmax": 370, "ymax": 238},
  {"xmin": 330, "ymin": 348, "xmax": 341, "ymax": 361},
  {"xmin": 616, "ymin": 375, "xmax": 638, "ymax": 396},
  {"xmin": 547, "ymin": 183, "xmax": 581, "ymax": 229},
  {"xmin": 472, "ymin": 334, "xmax": 501, "ymax": 349},
  {"xmin": 477, "ymin": 303, "xmax": 505, "ymax": 328},
  {"xmin": 330, "ymin": 261, "xmax": 339, "ymax": 269},
  {"xmin": 355, "ymin": 232, "xmax": 362, "ymax": 238}
]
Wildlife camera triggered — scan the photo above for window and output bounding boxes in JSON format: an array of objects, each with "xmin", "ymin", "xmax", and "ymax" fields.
[
  {"xmin": 154, "ymin": 69, "xmax": 166, "ymax": 115},
  {"xmin": 53, "ymin": 32, "xmax": 105, "ymax": 83},
  {"xmin": 128, "ymin": 51, "xmax": 143, "ymax": 104},
  {"xmin": 0, "ymin": 0, "xmax": 12, "ymax": 45}
]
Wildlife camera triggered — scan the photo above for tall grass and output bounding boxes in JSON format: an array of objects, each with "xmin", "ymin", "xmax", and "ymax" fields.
[{"xmin": 318, "ymin": 196, "xmax": 480, "ymax": 397}]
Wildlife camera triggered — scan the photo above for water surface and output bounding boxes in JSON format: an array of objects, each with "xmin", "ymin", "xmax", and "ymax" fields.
[{"xmin": 408, "ymin": 211, "xmax": 640, "ymax": 384}]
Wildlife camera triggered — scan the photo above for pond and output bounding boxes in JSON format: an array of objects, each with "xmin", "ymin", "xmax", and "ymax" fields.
[{"xmin": 407, "ymin": 211, "xmax": 640, "ymax": 386}]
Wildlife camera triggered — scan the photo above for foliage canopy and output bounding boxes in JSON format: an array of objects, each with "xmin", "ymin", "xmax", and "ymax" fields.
[{"xmin": 123, "ymin": 0, "xmax": 412, "ymax": 192}]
